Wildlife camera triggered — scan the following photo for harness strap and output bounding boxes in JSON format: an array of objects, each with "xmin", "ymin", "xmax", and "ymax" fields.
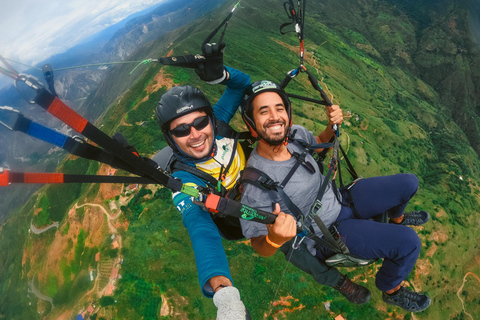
[
  {"xmin": 172, "ymin": 160, "xmax": 226, "ymax": 194},
  {"xmin": 33, "ymin": 88, "xmax": 184, "ymax": 193},
  {"xmin": 0, "ymin": 169, "xmax": 157, "ymax": 186},
  {"xmin": 241, "ymin": 165, "xmax": 347, "ymax": 254},
  {"xmin": 4, "ymin": 109, "xmax": 149, "ymax": 177}
]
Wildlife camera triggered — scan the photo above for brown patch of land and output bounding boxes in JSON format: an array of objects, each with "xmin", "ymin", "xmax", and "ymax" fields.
[
  {"xmin": 426, "ymin": 243, "xmax": 438, "ymax": 258},
  {"xmin": 429, "ymin": 229, "xmax": 448, "ymax": 243},
  {"xmin": 268, "ymin": 295, "xmax": 306, "ymax": 318},
  {"xmin": 95, "ymin": 165, "xmax": 123, "ymax": 201},
  {"xmin": 436, "ymin": 208, "xmax": 447, "ymax": 218},
  {"xmin": 146, "ymin": 68, "xmax": 175, "ymax": 94},
  {"xmin": 160, "ymin": 294, "xmax": 189, "ymax": 319}
]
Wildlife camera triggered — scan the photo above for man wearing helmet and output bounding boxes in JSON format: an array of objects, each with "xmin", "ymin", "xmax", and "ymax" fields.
[
  {"xmin": 155, "ymin": 43, "xmax": 251, "ymax": 319},
  {"xmin": 239, "ymin": 80, "xmax": 431, "ymax": 312}
]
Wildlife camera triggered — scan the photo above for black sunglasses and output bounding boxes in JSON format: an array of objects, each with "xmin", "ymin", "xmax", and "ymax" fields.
[{"xmin": 170, "ymin": 115, "xmax": 210, "ymax": 137}]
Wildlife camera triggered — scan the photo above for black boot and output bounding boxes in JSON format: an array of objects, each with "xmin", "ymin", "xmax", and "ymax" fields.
[{"xmin": 333, "ymin": 274, "xmax": 371, "ymax": 304}]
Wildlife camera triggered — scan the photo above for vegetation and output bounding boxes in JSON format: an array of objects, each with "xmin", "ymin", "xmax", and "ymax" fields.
[{"xmin": 1, "ymin": 0, "xmax": 480, "ymax": 319}]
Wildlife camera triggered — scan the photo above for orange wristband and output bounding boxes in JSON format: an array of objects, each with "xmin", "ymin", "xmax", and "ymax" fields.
[{"xmin": 265, "ymin": 235, "xmax": 282, "ymax": 248}]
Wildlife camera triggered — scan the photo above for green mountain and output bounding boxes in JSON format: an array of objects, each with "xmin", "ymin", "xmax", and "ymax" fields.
[{"xmin": 1, "ymin": 0, "xmax": 479, "ymax": 319}]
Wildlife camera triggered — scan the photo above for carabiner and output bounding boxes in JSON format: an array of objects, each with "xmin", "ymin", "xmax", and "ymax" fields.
[
  {"xmin": 14, "ymin": 74, "xmax": 44, "ymax": 104},
  {"xmin": 292, "ymin": 234, "xmax": 306, "ymax": 250}
]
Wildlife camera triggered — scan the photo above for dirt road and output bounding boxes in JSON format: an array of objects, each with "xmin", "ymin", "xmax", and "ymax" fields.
[
  {"xmin": 30, "ymin": 221, "xmax": 59, "ymax": 234},
  {"xmin": 456, "ymin": 272, "xmax": 480, "ymax": 320}
]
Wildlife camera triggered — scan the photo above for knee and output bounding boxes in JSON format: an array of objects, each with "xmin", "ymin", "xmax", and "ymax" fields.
[
  {"xmin": 398, "ymin": 173, "xmax": 419, "ymax": 199},
  {"xmin": 404, "ymin": 173, "xmax": 419, "ymax": 192},
  {"xmin": 402, "ymin": 227, "xmax": 422, "ymax": 257}
]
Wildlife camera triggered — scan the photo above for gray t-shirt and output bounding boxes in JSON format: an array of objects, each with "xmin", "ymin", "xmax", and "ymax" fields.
[{"xmin": 240, "ymin": 125, "xmax": 342, "ymax": 255}]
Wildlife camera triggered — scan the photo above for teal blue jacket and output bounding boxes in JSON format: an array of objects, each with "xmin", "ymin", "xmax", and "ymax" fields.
[{"xmin": 171, "ymin": 66, "xmax": 251, "ymax": 297}]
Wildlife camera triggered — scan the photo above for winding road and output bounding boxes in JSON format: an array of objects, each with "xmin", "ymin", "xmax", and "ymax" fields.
[
  {"xmin": 30, "ymin": 221, "xmax": 59, "ymax": 234},
  {"xmin": 456, "ymin": 272, "xmax": 480, "ymax": 320},
  {"xmin": 29, "ymin": 277, "xmax": 54, "ymax": 310}
]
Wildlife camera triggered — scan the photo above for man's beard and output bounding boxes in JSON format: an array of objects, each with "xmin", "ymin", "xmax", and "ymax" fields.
[{"xmin": 258, "ymin": 120, "xmax": 288, "ymax": 146}]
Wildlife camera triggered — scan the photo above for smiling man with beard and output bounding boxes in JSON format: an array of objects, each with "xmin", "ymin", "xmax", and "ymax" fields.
[{"xmin": 239, "ymin": 80, "xmax": 431, "ymax": 312}]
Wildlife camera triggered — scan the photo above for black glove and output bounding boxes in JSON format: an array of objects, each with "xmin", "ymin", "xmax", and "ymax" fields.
[{"xmin": 195, "ymin": 42, "xmax": 227, "ymax": 84}]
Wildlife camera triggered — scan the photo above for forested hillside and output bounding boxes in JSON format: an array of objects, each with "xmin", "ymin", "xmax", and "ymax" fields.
[{"xmin": 0, "ymin": 0, "xmax": 479, "ymax": 319}]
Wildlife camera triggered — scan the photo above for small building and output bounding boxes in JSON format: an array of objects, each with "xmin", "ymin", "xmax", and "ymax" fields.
[
  {"xmin": 87, "ymin": 304, "xmax": 94, "ymax": 314},
  {"xmin": 106, "ymin": 284, "xmax": 115, "ymax": 296},
  {"xmin": 335, "ymin": 315, "xmax": 345, "ymax": 320},
  {"xmin": 69, "ymin": 208, "xmax": 76, "ymax": 216},
  {"xmin": 112, "ymin": 240, "xmax": 119, "ymax": 249},
  {"xmin": 127, "ymin": 184, "xmax": 139, "ymax": 191},
  {"xmin": 95, "ymin": 252, "xmax": 100, "ymax": 262},
  {"xmin": 107, "ymin": 168, "xmax": 117, "ymax": 176},
  {"xmin": 111, "ymin": 267, "xmax": 119, "ymax": 279}
]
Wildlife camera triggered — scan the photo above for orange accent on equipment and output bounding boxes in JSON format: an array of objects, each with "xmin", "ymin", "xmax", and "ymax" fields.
[
  {"xmin": 204, "ymin": 193, "xmax": 221, "ymax": 213},
  {"xmin": 47, "ymin": 97, "xmax": 88, "ymax": 133},
  {"xmin": 0, "ymin": 169, "xmax": 9, "ymax": 186},
  {"xmin": 24, "ymin": 173, "xmax": 64, "ymax": 184}
]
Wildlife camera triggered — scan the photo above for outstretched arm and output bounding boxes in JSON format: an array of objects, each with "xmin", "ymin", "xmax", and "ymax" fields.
[{"xmin": 172, "ymin": 173, "xmax": 233, "ymax": 298}]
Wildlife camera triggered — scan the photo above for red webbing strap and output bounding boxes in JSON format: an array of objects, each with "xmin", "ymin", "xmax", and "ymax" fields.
[
  {"xmin": 0, "ymin": 170, "xmax": 9, "ymax": 186},
  {"xmin": 24, "ymin": 173, "xmax": 64, "ymax": 184},
  {"xmin": 205, "ymin": 194, "xmax": 221, "ymax": 213},
  {"xmin": 47, "ymin": 97, "xmax": 88, "ymax": 133}
]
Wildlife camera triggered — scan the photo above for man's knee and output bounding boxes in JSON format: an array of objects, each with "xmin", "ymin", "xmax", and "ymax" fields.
[
  {"xmin": 401, "ymin": 173, "xmax": 419, "ymax": 196},
  {"xmin": 401, "ymin": 227, "xmax": 422, "ymax": 258}
]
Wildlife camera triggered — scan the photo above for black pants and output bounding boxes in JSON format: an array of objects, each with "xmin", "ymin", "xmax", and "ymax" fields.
[{"xmin": 280, "ymin": 238, "xmax": 342, "ymax": 287}]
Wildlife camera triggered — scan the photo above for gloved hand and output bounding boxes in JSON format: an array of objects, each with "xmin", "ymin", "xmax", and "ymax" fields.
[
  {"xmin": 195, "ymin": 42, "xmax": 227, "ymax": 84},
  {"xmin": 213, "ymin": 286, "xmax": 251, "ymax": 320}
]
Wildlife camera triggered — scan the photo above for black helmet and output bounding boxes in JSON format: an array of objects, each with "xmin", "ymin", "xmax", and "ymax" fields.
[
  {"xmin": 156, "ymin": 85, "xmax": 213, "ymax": 131},
  {"xmin": 241, "ymin": 80, "xmax": 292, "ymax": 139},
  {"xmin": 156, "ymin": 85, "xmax": 216, "ymax": 159}
]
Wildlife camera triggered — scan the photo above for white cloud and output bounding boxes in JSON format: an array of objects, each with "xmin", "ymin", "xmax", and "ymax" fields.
[{"xmin": 0, "ymin": 0, "xmax": 166, "ymax": 68}]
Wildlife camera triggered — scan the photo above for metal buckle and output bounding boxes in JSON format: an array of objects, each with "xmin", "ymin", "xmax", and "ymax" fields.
[
  {"xmin": 0, "ymin": 106, "xmax": 20, "ymax": 131},
  {"xmin": 14, "ymin": 74, "xmax": 44, "ymax": 104},
  {"xmin": 72, "ymin": 135, "xmax": 86, "ymax": 143},
  {"xmin": 311, "ymin": 199, "xmax": 322, "ymax": 216}
]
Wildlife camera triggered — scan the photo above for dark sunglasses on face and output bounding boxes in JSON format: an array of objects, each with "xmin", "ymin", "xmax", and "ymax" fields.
[{"xmin": 170, "ymin": 115, "xmax": 210, "ymax": 137}]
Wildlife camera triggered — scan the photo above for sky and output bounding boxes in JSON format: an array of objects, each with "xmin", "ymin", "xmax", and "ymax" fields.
[{"xmin": 0, "ymin": 0, "xmax": 166, "ymax": 70}]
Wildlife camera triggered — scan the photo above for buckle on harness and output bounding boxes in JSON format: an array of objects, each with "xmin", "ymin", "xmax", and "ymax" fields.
[
  {"xmin": 257, "ymin": 174, "xmax": 276, "ymax": 189},
  {"xmin": 311, "ymin": 199, "xmax": 322, "ymax": 216},
  {"xmin": 15, "ymin": 74, "xmax": 44, "ymax": 104}
]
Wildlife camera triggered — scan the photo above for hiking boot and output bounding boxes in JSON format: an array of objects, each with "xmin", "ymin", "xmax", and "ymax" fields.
[
  {"xmin": 392, "ymin": 211, "xmax": 430, "ymax": 226},
  {"xmin": 333, "ymin": 275, "xmax": 371, "ymax": 304},
  {"xmin": 382, "ymin": 286, "xmax": 431, "ymax": 312}
]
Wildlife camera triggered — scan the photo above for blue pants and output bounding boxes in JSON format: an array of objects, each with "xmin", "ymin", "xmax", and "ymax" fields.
[{"xmin": 317, "ymin": 174, "xmax": 422, "ymax": 291}]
